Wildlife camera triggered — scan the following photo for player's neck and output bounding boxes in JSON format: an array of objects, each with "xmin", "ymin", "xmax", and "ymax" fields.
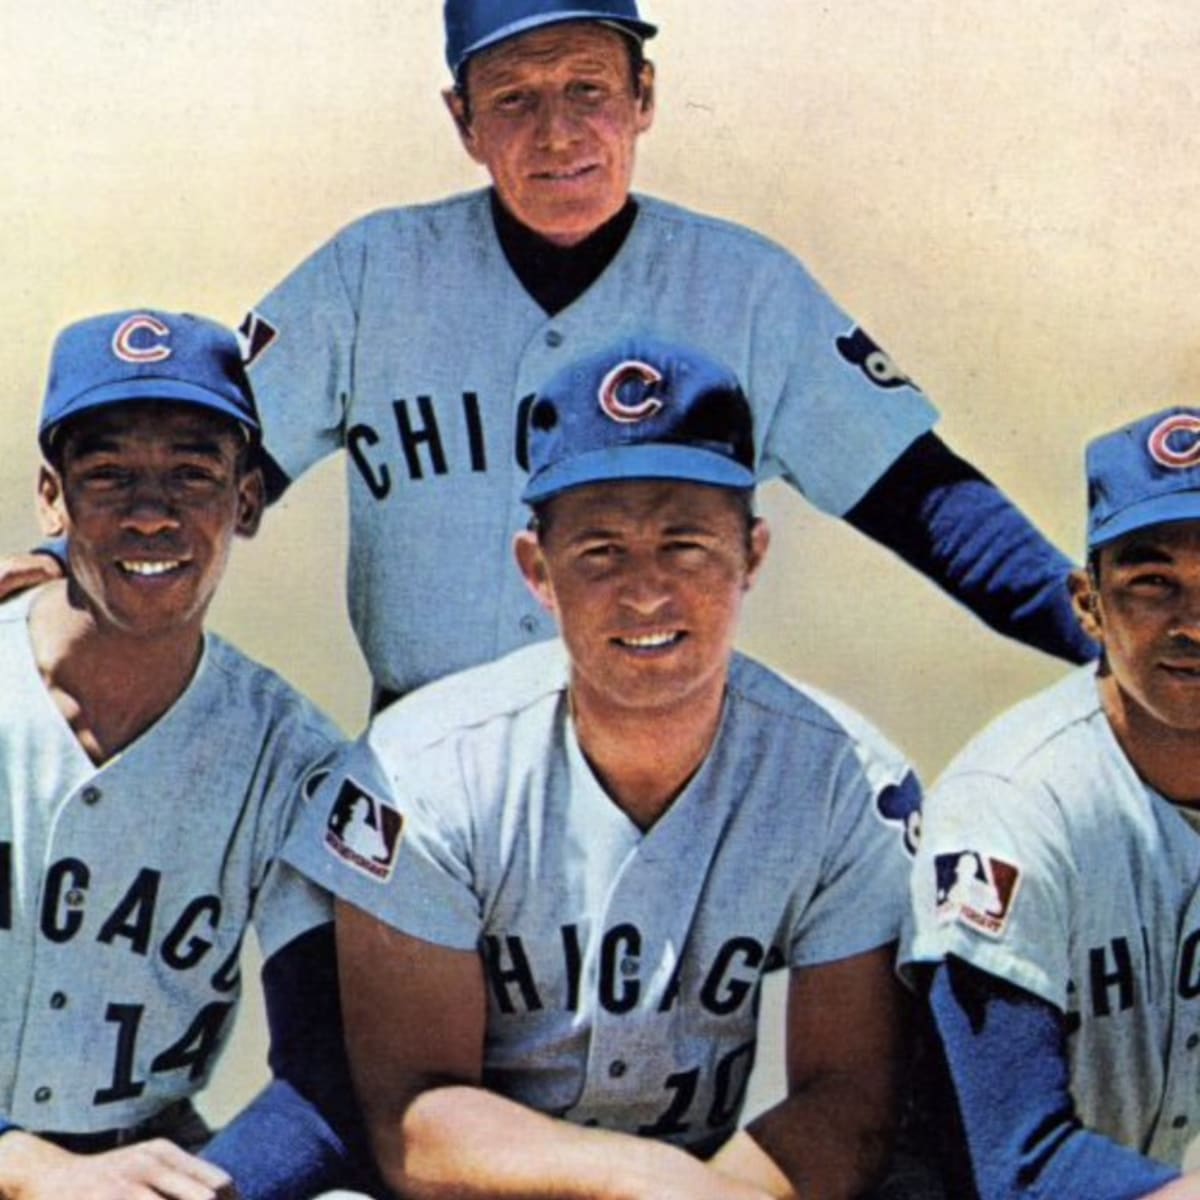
[
  {"xmin": 1100, "ymin": 673, "xmax": 1200, "ymax": 807},
  {"xmin": 27, "ymin": 580, "xmax": 204, "ymax": 764},
  {"xmin": 568, "ymin": 679, "xmax": 726, "ymax": 830}
]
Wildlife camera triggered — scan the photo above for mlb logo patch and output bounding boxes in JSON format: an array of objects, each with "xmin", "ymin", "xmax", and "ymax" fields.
[
  {"xmin": 237, "ymin": 310, "xmax": 278, "ymax": 367},
  {"xmin": 324, "ymin": 778, "xmax": 403, "ymax": 882},
  {"xmin": 933, "ymin": 850, "xmax": 1022, "ymax": 939}
]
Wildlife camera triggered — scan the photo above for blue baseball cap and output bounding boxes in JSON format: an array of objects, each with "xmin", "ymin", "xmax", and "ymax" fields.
[
  {"xmin": 39, "ymin": 309, "xmax": 260, "ymax": 455},
  {"xmin": 522, "ymin": 336, "xmax": 756, "ymax": 505},
  {"xmin": 445, "ymin": 0, "xmax": 656, "ymax": 77},
  {"xmin": 1087, "ymin": 407, "xmax": 1200, "ymax": 550}
]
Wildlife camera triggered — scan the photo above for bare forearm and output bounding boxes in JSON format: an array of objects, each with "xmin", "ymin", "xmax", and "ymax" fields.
[
  {"xmin": 374, "ymin": 1085, "xmax": 772, "ymax": 1200},
  {"xmin": 727, "ymin": 1075, "xmax": 895, "ymax": 1200}
]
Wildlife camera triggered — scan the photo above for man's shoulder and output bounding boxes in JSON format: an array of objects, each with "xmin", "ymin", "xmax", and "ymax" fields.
[
  {"xmin": 634, "ymin": 194, "xmax": 799, "ymax": 264},
  {"xmin": 369, "ymin": 639, "xmax": 568, "ymax": 759},
  {"xmin": 938, "ymin": 665, "xmax": 1104, "ymax": 789},
  {"xmin": 198, "ymin": 633, "xmax": 343, "ymax": 751},
  {"xmin": 727, "ymin": 653, "xmax": 912, "ymax": 779},
  {"xmin": 330, "ymin": 188, "xmax": 493, "ymax": 247}
]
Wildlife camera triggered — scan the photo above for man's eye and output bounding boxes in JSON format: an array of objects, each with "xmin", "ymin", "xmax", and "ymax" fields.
[
  {"xmin": 494, "ymin": 91, "xmax": 529, "ymax": 112},
  {"xmin": 569, "ymin": 81, "xmax": 607, "ymax": 102}
]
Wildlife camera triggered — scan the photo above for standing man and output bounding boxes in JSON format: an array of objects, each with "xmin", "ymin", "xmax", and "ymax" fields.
[
  {"xmin": 285, "ymin": 338, "xmax": 921, "ymax": 1198},
  {"xmin": 4, "ymin": 2, "xmax": 1095, "ymax": 700},
  {"xmin": 2, "ymin": 0, "xmax": 1092, "ymax": 704},
  {"xmin": 903, "ymin": 408, "xmax": 1200, "ymax": 1198},
  {"xmin": 0, "ymin": 310, "xmax": 361, "ymax": 1199}
]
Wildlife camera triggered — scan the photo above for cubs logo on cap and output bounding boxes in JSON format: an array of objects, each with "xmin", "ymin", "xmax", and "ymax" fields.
[
  {"xmin": 521, "ymin": 335, "xmax": 756, "ymax": 505},
  {"xmin": 1086, "ymin": 406, "xmax": 1200, "ymax": 550},
  {"xmin": 444, "ymin": 0, "xmax": 657, "ymax": 76},
  {"xmin": 39, "ymin": 308, "xmax": 261, "ymax": 455}
]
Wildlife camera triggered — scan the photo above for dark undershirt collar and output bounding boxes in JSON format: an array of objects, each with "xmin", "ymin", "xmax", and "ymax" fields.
[{"xmin": 489, "ymin": 190, "xmax": 639, "ymax": 316}]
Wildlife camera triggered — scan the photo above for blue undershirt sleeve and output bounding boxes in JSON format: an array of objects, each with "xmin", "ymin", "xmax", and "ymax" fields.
[
  {"xmin": 844, "ymin": 433, "xmax": 1096, "ymax": 664},
  {"xmin": 31, "ymin": 536, "xmax": 67, "ymax": 568},
  {"xmin": 927, "ymin": 958, "xmax": 1179, "ymax": 1200},
  {"xmin": 200, "ymin": 922, "xmax": 374, "ymax": 1199}
]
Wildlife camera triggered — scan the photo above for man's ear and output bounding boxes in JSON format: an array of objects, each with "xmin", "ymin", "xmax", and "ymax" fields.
[
  {"xmin": 37, "ymin": 465, "xmax": 67, "ymax": 538},
  {"xmin": 234, "ymin": 466, "xmax": 266, "ymax": 539},
  {"xmin": 636, "ymin": 60, "xmax": 656, "ymax": 131},
  {"xmin": 443, "ymin": 86, "xmax": 485, "ymax": 164},
  {"xmin": 1068, "ymin": 567, "xmax": 1102, "ymax": 644},
  {"xmin": 743, "ymin": 517, "xmax": 770, "ymax": 592},
  {"xmin": 514, "ymin": 529, "xmax": 558, "ymax": 617}
]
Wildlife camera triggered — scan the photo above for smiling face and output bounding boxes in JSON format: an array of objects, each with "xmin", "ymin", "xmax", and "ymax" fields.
[
  {"xmin": 39, "ymin": 402, "xmax": 263, "ymax": 643},
  {"xmin": 1075, "ymin": 520, "xmax": 1200, "ymax": 761},
  {"xmin": 515, "ymin": 480, "xmax": 767, "ymax": 724},
  {"xmin": 446, "ymin": 22, "xmax": 654, "ymax": 246}
]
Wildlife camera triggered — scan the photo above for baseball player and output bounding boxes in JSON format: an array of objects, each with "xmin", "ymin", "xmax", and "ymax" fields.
[
  {"xmin": 284, "ymin": 337, "xmax": 921, "ymax": 1199},
  {"xmin": 0, "ymin": 310, "xmax": 363, "ymax": 1199},
  {"xmin": 2, "ymin": 0, "xmax": 1094, "ymax": 701},
  {"xmin": 901, "ymin": 408, "xmax": 1200, "ymax": 1198}
]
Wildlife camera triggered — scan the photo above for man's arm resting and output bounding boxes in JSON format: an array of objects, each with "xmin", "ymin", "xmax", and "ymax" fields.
[
  {"xmin": 0, "ymin": 546, "xmax": 64, "ymax": 602},
  {"xmin": 710, "ymin": 944, "xmax": 908, "ymax": 1200},
  {"xmin": 0, "ymin": 1127, "xmax": 234, "ymax": 1200},
  {"xmin": 845, "ymin": 432, "xmax": 1096, "ymax": 664},
  {"xmin": 336, "ymin": 899, "xmax": 774, "ymax": 1200},
  {"xmin": 927, "ymin": 956, "xmax": 1181, "ymax": 1199},
  {"xmin": 201, "ymin": 922, "xmax": 370, "ymax": 1199}
]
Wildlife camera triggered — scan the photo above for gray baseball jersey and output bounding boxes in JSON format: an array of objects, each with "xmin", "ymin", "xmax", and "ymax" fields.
[
  {"xmin": 0, "ymin": 588, "xmax": 340, "ymax": 1135},
  {"xmin": 902, "ymin": 666, "xmax": 1200, "ymax": 1165},
  {"xmin": 241, "ymin": 190, "xmax": 938, "ymax": 696},
  {"xmin": 284, "ymin": 639, "xmax": 919, "ymax": 1154}
]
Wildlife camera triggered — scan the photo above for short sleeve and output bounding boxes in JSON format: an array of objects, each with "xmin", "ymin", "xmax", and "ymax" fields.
[
  {"xmin": 901, "ymin": 771, "xmax": 1075, "ymax": 1010},
  {"xmin": 241, "ymin": 222, "xmax": 364, "ymax": 481},
  {"xmin": 753, "ymin": 255, "xmax": 939, "ymax": 515},
  {"xmin": 787, "ymin": 749, "xmax": 919, "ymax": 968},
  {"xmin": 281, "ymin": 737, "xmax": 484, "ymax": 952}
]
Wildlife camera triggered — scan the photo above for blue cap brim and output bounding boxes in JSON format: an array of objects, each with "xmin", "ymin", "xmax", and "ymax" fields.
[
  {"xmin": 522, "ymin": 443, "xmax": 755, "ymax": 504},
  {"xmin": 1089, "ymin": 490, "xmax": 1200, "ymax": 550},
  {"xmin": 39, "ymin": 377, "xmax": 259, "ymax": 450},
  {"xmin": 454, "ymin": 11, "xmax": 656, "ymax": 73}
]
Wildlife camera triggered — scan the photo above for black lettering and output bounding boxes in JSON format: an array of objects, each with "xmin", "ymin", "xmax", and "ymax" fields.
[
  {"xmin": 41, "ymin": 858, "xmax": 89, "ymax": 944},
  {"xmin": 599, "ymin": 924, "xmax": 641, "ymax": 1015},
  {"xmin": 393, "ymin": 397, "xmax": 447, "ymax": 479},
  {"xmin": 347, "ymin": 424, "xmax": 391, "ymax": 499},
  {"xmin": 97, "ymin": 869, "xmax": 161, "ymax": 957},
  {"xmin": 708, "ymin": 1040, "xmax": 757, "ymax": 1129},
  {"xmin": 161, "ymin": 896, "xmax": 221, "ymax": 971},
  {"xmin": 94, "ymin": 1003, "xmax": 146, "ymax": 1104},
  {"xmin": 701, "ymin": 938, "xmax": 764, "ymax": 1016},
  {"xmin": 561, "ymin": 924, "xmax": 583, "ymax": 1012},
  {"xmin": 483, "ymin": 934, "xmax": 542, "ymax": 1014},
  {"xmin": 1179, "ymin": 929, "xmax": 1200, "ymax": 1000},
  {"xmin": 513, "ymin": 393, "xmax": 536, "ymax": 471},
  {"xmin": 151, "ymin": 1002, "xmax": 234, "ymax": 1082},
  {"xmin": 462, "ymin": 392, "xmax": 487, "ymax": 472},
  {"xmin": 1090, "ymin": 936, "xmax": 1135, "ymax": 1016},
  {"xmin": 638, "ymin": 1067, "xmax": 698, "ymax": 1138},
  {"xmin": 209, "ymin": 931, "xmax": 244, "ymax": 994},
  {"xmin": 0, "ymin": 842, "xmax": 10, "ymax": 931}
]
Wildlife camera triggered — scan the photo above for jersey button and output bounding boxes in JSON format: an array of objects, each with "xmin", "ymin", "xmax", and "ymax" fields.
[
  {"xmin": 608, "ymin": 1060, "xmax": 627, "ymax": 1079},
  {"xmin": 519, "ymin": 615, "xmax": 538, "ymax": 635},
  {"xmin": 1173, "ymin": 1115, "xmax": 1189, "ymax": 1130},
  {"xmin": 65, "ymin": 889, "xmax": 86, "ymax": 909},
  {"xmin": 33, "ymin": 1087, "xmax": 51, "ymax": 1104},
  {"xmin": 49, "ymin": 992, "xmax": 67, "ymax": 1010},
  {"xmin": 545, "ymin": 330, "xmax": 564, "ymax": 348},
  {"xmin": 1189, "ymin": 1034, "xmax": 1200, "ymax": 1051},
  {"xmin": 620, "ymin": 956, "xmax": 639, "ymax": 977},
  {"xmin": 80, "ymin": 786, "xmax": 101, "ymax": 806}
]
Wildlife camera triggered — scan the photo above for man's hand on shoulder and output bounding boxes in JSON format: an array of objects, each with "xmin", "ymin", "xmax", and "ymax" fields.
[
  {"xmin": 1145, "ymin": 1176, "xmax": 1200, "ymax": 1199},
  {"xmin": 0, "ymin": 1131, "xmax": 237, "ymax": 1200},
  {"xmin": 0, "ymin": 553, "xmax": 63, "ymax": 601}
]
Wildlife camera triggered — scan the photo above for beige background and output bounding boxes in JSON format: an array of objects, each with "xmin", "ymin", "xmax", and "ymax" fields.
[{"xmin": 3, "ymin": 0, "xmax": 1199, "ymax": 1128}]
